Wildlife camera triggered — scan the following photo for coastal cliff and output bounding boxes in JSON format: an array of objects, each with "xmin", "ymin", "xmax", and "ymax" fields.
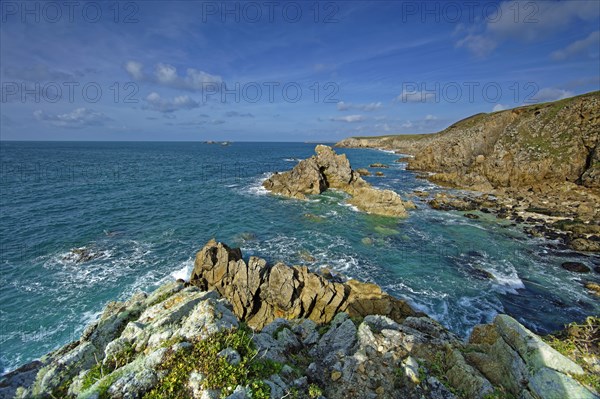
[
  {"xmin": 2, "ymin": 240, "xmax": 598, "ymax": 399},
  {"xmin": 336, "ymin": 92, "xmax": 600, "ymax": 251},
  {"xmin": 337, "ymin": 92, "xmax": 600, "ymax": 191}
]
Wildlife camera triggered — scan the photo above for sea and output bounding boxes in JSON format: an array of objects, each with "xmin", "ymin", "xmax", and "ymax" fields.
[{"xmin": 1, "ymin": 141, "xmax": 599, "ymax": 374}]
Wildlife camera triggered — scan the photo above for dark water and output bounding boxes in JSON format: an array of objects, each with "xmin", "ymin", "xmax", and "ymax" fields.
[{"xmin": 1, "ymin": 141, "xmax": 598, "ymax": 373}]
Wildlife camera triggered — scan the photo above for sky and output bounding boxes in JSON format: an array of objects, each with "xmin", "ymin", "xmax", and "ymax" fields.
[{"xmin": 0, "ymin": 0, "xmax": 599, "ymax": 141}]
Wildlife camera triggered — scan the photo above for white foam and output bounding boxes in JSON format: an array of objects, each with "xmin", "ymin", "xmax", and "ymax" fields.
[
  {"xmin": 340, "ymin": 203, "xmax": 360, "ymax": 212},
  {"xmin": 245, "ymin": 173, "xmax": 272, "ymax": 196},
  {"xmin": 171, "ymin": 258, "xmax": 194, "ymax": 281},
  {"xmin": 377, "ymin": 148, "xmax": 396, "ymax": 154},
  {"xmin": 493, "ymin": 272, "xmax": 525, "ymax": 294}
]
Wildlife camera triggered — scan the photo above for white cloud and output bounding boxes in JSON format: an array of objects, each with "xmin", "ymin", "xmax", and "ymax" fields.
[
  {"xmin": 144, "ymin": 92, "xmax": 200, "ymax": 113},
  {"xmin": 492, "ymin": 104, "xmax": 506, "ymax": 112},
  {"xmin": 124, "ymin": 61, "xmax": 223, "ymax": 91},
  {"xmin": 330, "ymin": 114, "xmax": 365, "ymax": 123},
  {"xmin": 401, "ymin": 120, "xmax": 413, "ymax": 128},
  {"xmin": 337, "ymin": 101, "xmax": 383, "ymax": 111},
  {"xmin": 124, "ymin": 61, "xmax": 144, "ymax": 80},
  {"xmin": 425, "ymin": 114, "xmax": 438, "ymax": 121},
  {"xmin": 456, "ymin": 1, "xmax": 600, "ymax": 57},
  {"xmin": 532, "ymin": 88, "xmax": 574, "ymax": 103},
  {"xmin": 551, "ymin": 30, "xmax": 600, "ymax": 60},
  {"xmin": 396, "ymin": 90, "xmax": 436, "ymax": 103},
  {"xmin": 34, "ymin": 108, "xmax": 110, "ymax": 128}
]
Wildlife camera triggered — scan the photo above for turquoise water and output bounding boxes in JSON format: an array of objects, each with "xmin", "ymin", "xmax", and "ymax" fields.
[{"xmin": 1, "ymin": 141, "xmax": 599, "ymax": 374}]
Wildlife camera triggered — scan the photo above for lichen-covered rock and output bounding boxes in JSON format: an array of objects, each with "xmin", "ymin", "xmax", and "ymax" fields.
[
  {"xmin": 465, "ymin": 314, "xmax": 597, "ymax": 399},
  {"xmin": 263, "ymin": 145, "xmax": 411, "ymax": 217}
]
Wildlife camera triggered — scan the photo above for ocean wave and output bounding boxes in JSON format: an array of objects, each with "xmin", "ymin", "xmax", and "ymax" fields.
[
  {"xmin": 243, "ymin": 173, "xmax": 272, "ymax": 196},
  {"xmin": 170, "ymin": 258, "xmax": 194, "ymax": 281}
]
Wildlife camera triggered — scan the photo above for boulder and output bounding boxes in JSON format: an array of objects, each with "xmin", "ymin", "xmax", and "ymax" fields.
[{"xmin": 561, "ymin": 262, "xmax": 591, "ymax": 273}]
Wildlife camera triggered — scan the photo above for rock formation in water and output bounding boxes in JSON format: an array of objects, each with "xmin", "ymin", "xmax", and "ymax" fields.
[
  {"xmin": 2, "ymin": 240, "xmax": 598, "ymax": 399},
  {"xmin": 262, "ymin": 145, "xmax": 414, "ymax": 217}
]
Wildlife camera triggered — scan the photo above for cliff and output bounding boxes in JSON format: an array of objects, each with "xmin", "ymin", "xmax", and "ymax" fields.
[
  {"xmin": 336, "ymin": 92, "xmax": 600, "ymax": 191},
  {"xmin": 2, "ymin": 240, "xmax": 598, "ymax": 399}
]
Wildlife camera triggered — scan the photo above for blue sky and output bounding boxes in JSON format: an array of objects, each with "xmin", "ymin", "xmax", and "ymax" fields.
[{"xmin": 1, "ymin": 0, "xmax": 599, "ymax": 141}]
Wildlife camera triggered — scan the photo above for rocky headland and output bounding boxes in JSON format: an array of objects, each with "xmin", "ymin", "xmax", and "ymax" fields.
[
  {"xmin": 336, "ymin": 91, "xmax": 600, "ymax": 252},
  {"xmin": 262, "ymin": 145, "xmax": 414, "ymax": 217},
  {"xmin": 2, "ymin": 240, "xmax": 598, "ymax": 399}
]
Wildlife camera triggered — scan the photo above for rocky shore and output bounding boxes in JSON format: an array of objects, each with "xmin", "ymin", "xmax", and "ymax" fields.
[
  {"xmin": 262, "ymin": 145, "xmax": 414, "ymax": 217},
  {"xmin": 336, "ymin": 91, "xmax": 600, "ymax": 252},
  {"xmin": 2, "ymin": 240, "xmax": 598, "ymax": 399}
]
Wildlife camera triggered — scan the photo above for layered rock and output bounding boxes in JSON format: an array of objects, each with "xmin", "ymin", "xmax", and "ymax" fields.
[
  {"xmin": 189, "ymin": 239, "xmax": 420, "ymax": 329},
  {"xmin": 263, "ymin": 145, "xmax": 412, "ymax": 217}
]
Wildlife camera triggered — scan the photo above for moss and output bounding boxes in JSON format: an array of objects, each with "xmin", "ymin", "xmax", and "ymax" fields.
[
  {"xmin": 308, "ymin": 383, "xmax": 323, "ymax": 398},
  {"xmin": 317, "ymin": 324, "xmax": 331, "ymax": 336},
  {"xmin": 143, "ymin": 325, "xmax": 282, "ymax": 399}
]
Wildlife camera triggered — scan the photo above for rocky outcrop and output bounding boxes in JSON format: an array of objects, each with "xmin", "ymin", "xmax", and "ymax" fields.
[
  {"xmin": 189, "ymin": 239, "xmax": 420, "ymax": 329},
  {"xmin": 263, "ymin": 145, "xmax": 413, "ymax": 217},
  {"xmin": 337, "ymin": 92, "xmax": 600, "ymax": 192},
  {"xmin": 4, "ymin": 268, "xmax": 597, "ymax": 398}
]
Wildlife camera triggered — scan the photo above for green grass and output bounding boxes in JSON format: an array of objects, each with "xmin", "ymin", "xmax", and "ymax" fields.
[
  {"xmin": 80, "ymin": 342, "xmax": 137, "ymax": 396},
  {"xmin": 308, "ymin": 383, "xmax": 323, "ymax": 398},
  {"xmin": 143, "ymin": 324, "xmax": 282, "ymax": 399},
  {"xmin": 544, "ymin": 316, "xmax": 600, "ymax": 394}
]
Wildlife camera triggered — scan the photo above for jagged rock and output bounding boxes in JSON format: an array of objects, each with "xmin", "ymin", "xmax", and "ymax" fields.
[
  {"xmin": 190, "ymin": 240, "xmax": 420, "ymax": 329},
  {"xmin": 369, "ymin": 163, "xmax": 389, "ymax": 168},
  {"xmin": 263, "ymin": 145, "xmax": 411, "ymax": 217},
  {"xmin": 356, "ymin": 168, "xmax": 371, "ymax": 176}
]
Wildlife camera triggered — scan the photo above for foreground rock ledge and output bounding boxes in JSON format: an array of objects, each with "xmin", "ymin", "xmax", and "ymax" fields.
[
  {"xmin": 262, "ymin": 145, "xmax": 414, "ymax": 217},
  {"xmin": 2, "ymin": 240, "xmax": 598, "ymax": 399}
]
